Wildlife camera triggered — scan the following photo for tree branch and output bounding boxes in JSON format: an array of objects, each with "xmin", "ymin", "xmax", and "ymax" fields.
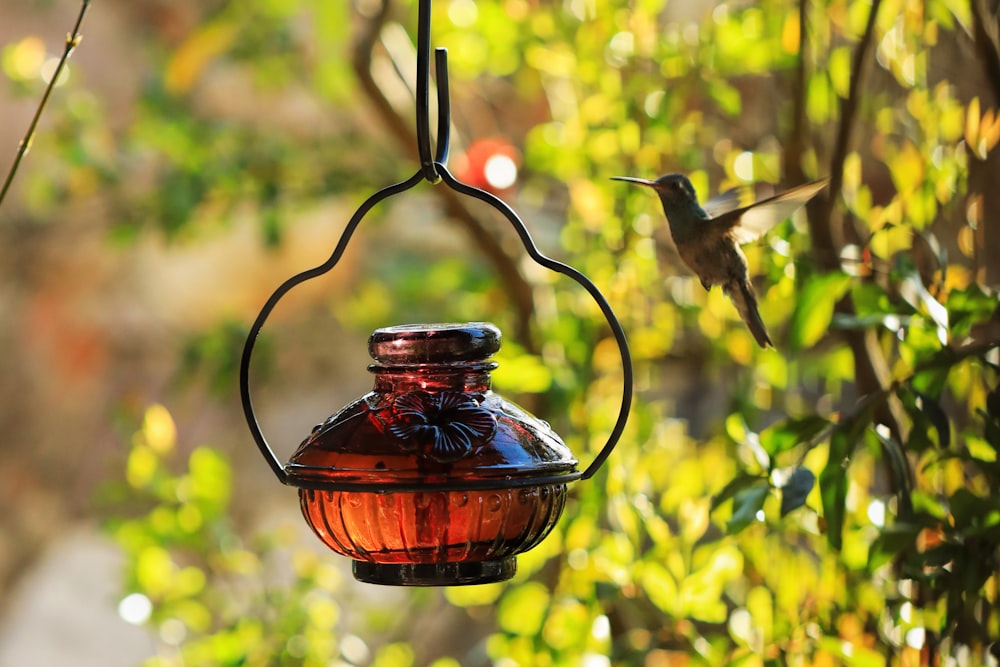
[
  {"xmin": 783, "ymin": 0, "xmax": 809, "ymax": 183},
  {"xmin": 971, "ymin": 0, "xmax": 1000, "ymax": 105},
  {"xmin": 0, "ymin": 0, "xmax": 90, "ymax": 210},
  {"xmin": 803, "ymin": 0, "xmax": 911, "ymax": 487},
  {"xmin": 813, "ymin": 0, "xmax": 882, "ymax": 259}
]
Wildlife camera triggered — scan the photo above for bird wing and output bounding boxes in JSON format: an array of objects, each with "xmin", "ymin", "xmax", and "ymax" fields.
[
  {"xmin": 708, "ymin": 179, "xmax": 829, "ymax": 245},
  {"xmin": 702, "ymin": 184, "xmax": 763, "ymax": 219}
]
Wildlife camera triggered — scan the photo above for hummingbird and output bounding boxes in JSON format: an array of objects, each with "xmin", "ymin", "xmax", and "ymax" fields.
[{"xmin": 612, "ymin": 173, "xmax": 828, "ymax": 348}]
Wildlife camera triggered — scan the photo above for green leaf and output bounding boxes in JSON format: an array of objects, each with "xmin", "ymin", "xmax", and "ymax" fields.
[
  {"xmin": 789, "ymin": 272, "xmax": 853, "ymax": 349},
  {"xmin": 707, "ymin": 78, "xmax": 742, "ymax": 116},
  {"xmin": 806, "ymin": 71, "xmax": 832, "ymax": 123},
  {"xmin": 759, "ymin": 415, "xmax": 831, "ymax": 458},
  {"xmin": 640, "ymin": 562, "xmax": 678, "ymax": 615},
  {"xmin": 915, "ymin": 391, "xmax": 951, "ymax": 447},
  {"xmin": 867, "ymin": 521, "xmax": 921, "ymax": 570},
  {"xmin": 945, "ymin": 284, "xmax": 998, "ymax": 338},
  {"xmin": 711, "ymin": 472, "xmax": 768, "ymax": 512},
  {"xmin": 779, "ymin": 467, "xmax": 815, "ymax": 517},
  {"xmin": 726, "ymin": 482, "xmax": 770, "ymax": 534},
  {"xmin": 871, "ymin": 429, "xmax": 914, "ymax": 516},
  {"xmin": 827, "ymin": 46, "xmax": 851, "ymax": 97},
  {"xmin": 820, "ymin": 394, "xmax": 881, "ymax": 549},
  {"xmin": 497, "ymin": 582, "xmax": 551, "ymax": 636},
  {"xmin": 187, "ymin": 447, "xmax": 232, "ymax": 518},
  {"xmin": 949, "ymin": 488, "xmax": 996, "ymax": 530}
]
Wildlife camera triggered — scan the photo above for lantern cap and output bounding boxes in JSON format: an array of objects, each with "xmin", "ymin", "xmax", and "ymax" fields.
[{"xmin": 369, "ymin": 322, "xmax": 501, "ymax": 365}]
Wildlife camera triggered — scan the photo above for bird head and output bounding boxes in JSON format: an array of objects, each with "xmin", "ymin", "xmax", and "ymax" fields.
[{"xmin": 611, "ymin": 173, "xmax": 700, "ymax": 213}]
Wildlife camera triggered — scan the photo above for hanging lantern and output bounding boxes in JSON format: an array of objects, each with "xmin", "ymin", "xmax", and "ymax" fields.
[
  {"xmin": 293, "ymin": 322, "xmax": 575, "ymax": 585},
  {"xmin": 239, "ymin": 0, "xmax": 632, "ymax": 586}
]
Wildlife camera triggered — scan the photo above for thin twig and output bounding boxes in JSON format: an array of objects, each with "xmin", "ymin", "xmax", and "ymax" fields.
[
  {"xmin": 813, "ymin": 0, "xmax": 882, "ymax": 261},
  {"xmin": 783, "ymin": 0, "xmax": 808, "ymax": 183},
  {"xmin": 0, "ymin": 0, "xmax": 90, "ymax": 210},
  {"xmin": 804, "ymin": 0, "xmax": 913, "ymax": 492}
]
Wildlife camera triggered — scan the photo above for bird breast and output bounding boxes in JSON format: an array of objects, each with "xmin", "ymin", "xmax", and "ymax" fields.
[{"xmin": 675, "ymin": 233, "xmax": 748, "ymax": 288}]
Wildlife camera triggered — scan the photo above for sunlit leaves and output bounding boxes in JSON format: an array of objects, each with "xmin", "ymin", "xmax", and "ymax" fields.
[
  {"xmin": 820, "ymin": 393, "xmax": 881, "ymax": 550},
  {"xmin": 899, "ymin": 386, "xmax": 950, "ymax": 451},
  {"xmin": 706, "ymin": 79, "xmax": 741, "ymax": 116},
  {"xmin": 108, "ymin": 405, "xmax": 349, "ymax": 666},
  {"xmin": 887, "ymin": 140, "xmax": 926, "ymax": 199},
  {"xmin": 827, "ymin": 46, "xmax": 852, "ymax": 98},
  {"xmin": 788, "ymin": 272, "xmax": 852, "ymax": 349},
  {"xmin": 944, "ymin": 283, "xmax": 998, "ymax": 339},
  {"xmin": 759, "ymin": 415, "xmax": 831, "ymax": 459},
  {"xmin": 726, "ymin": 482, "xmax": 769, "ymax": 534},
  {"xmin": 493, "ymin": 346, "xmax": 553, "ymax": 393},
  {"xmin": 371, "ymin": 643, "xmax": 415, "ymax": 667},
  {"xmin": 806, "ymin": 71, "xmax": 834, "ymax": 124},
  {"xmin": 76, "ymin": 0, "xmax": 1000, "ymax": 660},
  {"xmin": 2, "ymin": 35, "xmax": 48, "ymax": 83},
  {"xmin": 965, "ymin": 97, "xmax": 1000, "ymax": 160},
  {"xmin": 497, "ymin": 582, "xmax": 551, "ymax": 636},
  {"xmin": 164, "ymin": 22, "xmax": 238, "ymax": 95},
  {"xmin": 639, "ymin": 561, "xmax": 678, "ymax": 615}
]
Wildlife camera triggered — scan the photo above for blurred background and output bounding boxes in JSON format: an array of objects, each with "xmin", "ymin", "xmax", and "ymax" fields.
[{"xmin": 1, "ymin": 0, "xmax": 998, "ymax": 665}]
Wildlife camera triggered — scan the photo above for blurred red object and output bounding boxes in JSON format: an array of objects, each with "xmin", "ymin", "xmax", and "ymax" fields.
[{"xmin": 453, "ymin": 138, "xmax": 521, "ymax": 194}]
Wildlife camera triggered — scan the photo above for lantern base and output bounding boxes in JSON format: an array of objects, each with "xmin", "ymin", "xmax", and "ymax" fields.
[{"xmin": 352, "ymin": 558, "xmax": 516, "ymax": 586}]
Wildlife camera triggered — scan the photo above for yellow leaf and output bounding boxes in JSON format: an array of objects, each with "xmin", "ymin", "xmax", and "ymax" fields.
[
  {"xmin": 843, "ymin": 152, "xmax": 863, "ymax": 192},
  {"xmin": 497, "ymin": 582, "xmax": 550, "ymax": 636},
  {"xmin": 747, "ymin": 586, "xmax": 775, "ymax": 644},
  {"xmin": 781, "ymin": 13, "xmax": 800, "ymax": 54},
  {"xmin": 136, "ymin": 546, "xmax": 176, "ymax": 597},
  {"xmin": 126, "ymin": 445, "xmax": 157, "ymax": 489},
  {"xmin": 981, "ymin": 108, "xmax": 1000, "ymax": 153},
  {"xmin": 570, "ymin": 179, "xmax": 609, "ymax": 231},
  {"xmin": 164, "ymin": 22, "xmax": 237, "ymax": 95},
  {"xmin": 2, "ymin": 36, "xmax": 46, "ymax": 81},
  {"xmin": 888, "ymin": 141, "xmax": 924, "ymax": 194},
  {"xmin": 828, "ymin": 46, "xmax": 851, "ymax": 98},
  {"xmin": 143, "ymin": 404, "xmax": 176, "ymax": 454},
  {"xmin": 958, "ymin": 225, "xmax": 976, "ymax": 257},
  {"xmin": 870, "ymin": 224, "xmax": 914, "ymax": 260},
  {"xmin": 640, "ymin": 562, "xmax": 678, "ymax": 615}
]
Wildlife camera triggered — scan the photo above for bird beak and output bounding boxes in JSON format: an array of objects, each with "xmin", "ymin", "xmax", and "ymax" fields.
[{"xmin": 610, "ymin": 176, "xmax": 657, "ymax": 188}]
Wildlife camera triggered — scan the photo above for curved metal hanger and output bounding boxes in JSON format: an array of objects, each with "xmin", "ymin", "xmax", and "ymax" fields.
[{"xmin": 240, "ymin": 0, "xmax": 632, "ymax": 485}]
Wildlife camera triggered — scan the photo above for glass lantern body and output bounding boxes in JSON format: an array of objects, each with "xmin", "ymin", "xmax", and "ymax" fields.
[{"xmin": 288, "ymin": 323, "xmax": 577, "ymax": 585}]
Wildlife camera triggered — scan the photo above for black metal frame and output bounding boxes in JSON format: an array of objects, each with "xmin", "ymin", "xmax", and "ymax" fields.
[{"xmin": 239, "ymin": 0, "xmax": 633, "ymax": 488}]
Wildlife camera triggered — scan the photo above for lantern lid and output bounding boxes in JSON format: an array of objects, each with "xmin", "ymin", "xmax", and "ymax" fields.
[{"xmin": 368, "ymin": 322, "xmax": 501, "ymax": 365}]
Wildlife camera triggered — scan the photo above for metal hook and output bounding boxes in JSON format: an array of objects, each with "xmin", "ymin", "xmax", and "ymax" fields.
[
  {"xmin": 240, "ymin": 0, "xmax": 632, "ymax": 487},
  {"xmin": 434, "ymin": 47, "xmax": 450, "ymax": 165},
  {"xmin": 415, "ymin": 0, "xmax": 443, "ymax": 182}
]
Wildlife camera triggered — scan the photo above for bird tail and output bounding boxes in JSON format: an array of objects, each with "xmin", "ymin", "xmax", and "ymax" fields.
[{"xmin": 725, "ymin": 279, "xmax": 773, "ymax": 348}]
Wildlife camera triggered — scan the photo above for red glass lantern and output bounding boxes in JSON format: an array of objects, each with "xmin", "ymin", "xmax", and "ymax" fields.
[
  {"xmin": 292, "ymin": 322, "xmax": 573, "ymax": 585},
  {"xmin": 239, "ymin": 0, "xmax": 632, "ymax": 586}
]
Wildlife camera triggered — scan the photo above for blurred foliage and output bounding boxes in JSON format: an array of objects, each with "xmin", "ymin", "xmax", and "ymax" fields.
[
  {"xmin": 101, "ymin": 405, "xmax": 351, "ymax": 667},
  {"xmin": 5, "ymin": 0, "xmax": 1000, "ymax": 663}
]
